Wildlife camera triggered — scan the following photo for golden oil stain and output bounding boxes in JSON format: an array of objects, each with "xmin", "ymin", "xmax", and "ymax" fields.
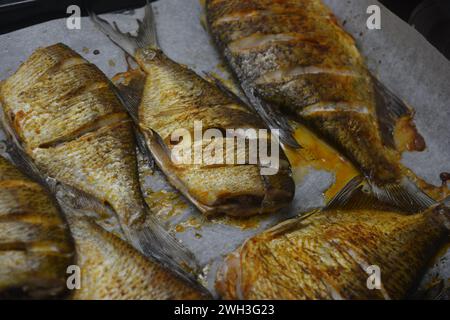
[
  {"xmin": 175, "ymin": 225, "xmax": 185, "ymax": 233},
  {"xmin": 176, "ymin": 216, "xmax": 204, "ymax": 232},
  {"xmin": 211, "ymin": 213, "xmax": 266, "ymax": 230},
  {"xmin": 108, "ymin": 59, "xmax": 116, "ymax": 67},
  {"xmin": 284, "ymin": 123, "xmax": 359, "ymax": 202},
  {"xmin": 195, "ymin": 232, "xmax": 203, "ymax": 239},
  {"xmin": 404, "ymin": 169, "xmax": 449, "ymax": 202},
  {"xmin": 144, "ymin": 189, "xmax": 189, "ymax": 221},
  {"xmin": 82, "ymin": 47, "xmax": 89, "ymax": 54}
]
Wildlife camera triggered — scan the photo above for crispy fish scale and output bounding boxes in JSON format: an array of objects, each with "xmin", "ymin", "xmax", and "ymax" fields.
[
  {"xmin": 216, "ymin": 208, "xmax": 448, "ymax": 300},
  {"xmin": 303, "ymin": 111, "xmax": 402, "ymax": 183},
  {"xmin": 1, "ymin": 45, "xmax": 123, "ymax": 151},
  {"xmin": 206, "ymin": 0, "xmax": 405, "ymax": 186},
  {"xmin": 30, "ymin": 120, "xmax": 146, "ymax": 229},
  {"xmin": 0, "ymin": 157, "xmax": 73, "ymax": 299},
  {"xmin": 0, "ymin": 43, "xmax": 146, "ymax": 235},
  {"xmin": 1, "ymin": 43, "xmax": 203, "ymax": 290},
  {"xmin": 69, "ymin": 215, "xmax": 207, "ymax": 300},
  {"xmin": 256, "ymin": 73, "xmax": 374, "ymax": 112},
  {"xmin": 206, "ymin": 0, "xmax": 325, "ymax": 24},
  {"xmin": 135, "ymin": 49, "xmax": 294, "ymax": 216}
]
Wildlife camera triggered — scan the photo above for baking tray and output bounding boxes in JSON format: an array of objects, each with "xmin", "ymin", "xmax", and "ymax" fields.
[{"xmin": 0, "ymin": 0, "xmax": 449, "ymax": 298}]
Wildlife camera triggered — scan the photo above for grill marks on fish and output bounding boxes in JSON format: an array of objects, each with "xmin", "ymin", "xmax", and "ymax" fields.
[
  {"xmin": 216, "ymin": 207, "xmax": 449, "ymax": 300},
  {"xmin": 0, "ymin": 156, "xmax": 74, "ymax": 299}
]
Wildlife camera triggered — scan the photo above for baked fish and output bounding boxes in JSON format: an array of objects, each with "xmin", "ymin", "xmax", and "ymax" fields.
[
  {"xmin": 59, "ymin": 205, "xmax": 209, "ymax": 300},
  {"xmin": 0, "ymin": 43, "xmax": 197, "ymax": 273},
  {"xmin": 206, "ymin": 0, "xmax": 434, "ymax": 212},
  {"xmin": 90, "ymin": 5, "xmax": 295, "ymax": 217},
  {"xmin": 0, "ymin": 156, "xmax": 74, "ymax": 299},
  {"xmin": 216, "ymin": 204, "xmax": 450, "ymax": 300}
]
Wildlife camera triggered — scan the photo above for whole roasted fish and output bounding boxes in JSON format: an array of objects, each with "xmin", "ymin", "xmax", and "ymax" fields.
[
  {"xmin": 59, "ymin": 205, "xmax": 209, "ymax": 300},
  {"xmin": 0, "ymin": 43, "xmax": 197, "ymax": 273},
  {"xmin": 0, "ymin": 156, "xmax": 74, "ymax": 299},
  {"xmin": 216, "ymin": 205, "xmax": 450, "ymax": 300},
  {"xmin": 90, "ymin": 5, "xmax": 295, "ymax": 217},
  {"xmin": 206, "ymin": 0, "xmax": 434, "ymax": 212}
]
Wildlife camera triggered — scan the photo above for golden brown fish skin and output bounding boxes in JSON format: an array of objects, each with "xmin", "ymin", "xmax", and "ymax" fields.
[
  {"xmin": 68, "ymin": 215, "xmax": 208, "ymax": 300},
  {"xmin": 206, "ymin": 0, "xmax": 403, "ymax": 185},
  {"xmin": 0, "ymin": 156, "xmax": 74, "ymax": 299},
  {"xmin": 216, "ymin": 206, "xmax": 449, "ymax": 300},
  {"xmin": 131, "ymin": 48, "xmax": 295, "ymax": 217},
  {"xmin": 0, "ymin": 43, "xmax": 148, "ymax": 237}
]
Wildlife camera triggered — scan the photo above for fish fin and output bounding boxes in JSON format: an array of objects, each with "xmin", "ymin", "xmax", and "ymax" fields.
[
  {"xmin": 369, "ymin": 177, "xmax": 436, "ymax": 213},
  {"xmin": 326, "ymin": 175, "xmax": 366, "ymax": 209},
  {"xmin": 372, "ymin": 75, "xmax": 416, "ymax": 149},
  {"xmin": 134, "ymin": 128, "xmax": 156, "ymax": 169},
  {"xmin": 112, "ymin": 70, "xmax": 154, "ymax": 167},
  {"xmin": 130, "ymin": 211, "xmax": 207, "ymax": 291},
  {"xmin": 55, "ymin": 176, "xmax": 204, "ymax": 286},
  {"xmin": 113, "ymin": 83, "xmax": 141, "ymax": 123},
  {"xmin": 326, "ymin": 170, "xmax": 436, "ymax": 213},
  {"xmin": 266, "ymin": 209, "xmax": 322, "ymax": 237},
  {"xmin": 241, "ymin": 85, "xmax": 301, "ymax": 149},
  {"xmin": 202, "ymin": 72, "xmax": 247, "ymax": 104},
  {"xmin": 88, "ymin": 1, "xmax": 159, "ymax": 56},
  {"xmin": 58, "ymin": 197, "xmax": 210, "ymax": 297}
]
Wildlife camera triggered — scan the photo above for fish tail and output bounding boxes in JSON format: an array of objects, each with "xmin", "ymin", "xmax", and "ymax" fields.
[
  {"xmin": 126, "ymin": 209, "xmax": 209, "ymax": 295},
  {"xmin": 369, "ymin": 177, "xmax": 436, "ymax": 213},
  {"xmin": 326, "ymin": 175, "xmax": 366, "ymax": 209},
  {"xmin": 88, "ymin": 1, "xmax": 158, "ymax": 56},
  {"xmin": 326, "ymin": 174, "xmax": 436, "ymax": 213}
]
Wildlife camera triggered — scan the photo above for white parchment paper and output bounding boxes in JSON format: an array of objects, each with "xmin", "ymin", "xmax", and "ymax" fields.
[{"xmin": 0, "ymin": 0, "xmax": 448, "ymax": 298}]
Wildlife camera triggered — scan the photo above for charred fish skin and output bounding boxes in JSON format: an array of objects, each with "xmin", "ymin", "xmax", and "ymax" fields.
[
  {"xmin": 66, "ymin": 212, "xmax": 209, "ymax": 300},
  {"xmin": 90, "ymin": 5, "xmax": 295, "ymax": 218},
  {"xmin": 0, "ymin": 43, "xmax": 199, "ymax": 274},
  {"xmin": 216, "ymin": 206, "xmax": 449, "ymax": 300},
  {"xmin": 0, "ymin": 156, "xmax": 74, "ymax": 299},
  {"xmin": 206, "ymin": 0, "xmax": 433, "ymax": 210}
]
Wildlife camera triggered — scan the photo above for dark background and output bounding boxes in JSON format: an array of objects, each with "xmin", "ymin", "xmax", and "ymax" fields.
[{"xmin": 0, "ymin": 0, "xmax": 449, "ymax": 58}]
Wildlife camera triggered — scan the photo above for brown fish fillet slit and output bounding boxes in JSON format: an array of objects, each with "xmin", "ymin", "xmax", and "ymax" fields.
[
  {"xmin": 213, "ymin": 9, "xmax": 330, "ymax": 26},
  {"xmin": 0, "ymin": 242, "xmax": 28, "ymax": 251},
  {"xmin": 229, "ymin": 33, "xmax": 309, "ymax": 52},
  {"xmin": 37, "ymin": 112, "xmax": 130, "ymax": 149},
  {"xmin": 255, "ymin": 66, "xmax": 361, "ymax": 85},
  {"xmin": 300, "ymin": 102, "xmax": 370, "ymax": 117},
  {"xmin": 0, "ymin": 211, "xmax": 61, "ymax": 226}
]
